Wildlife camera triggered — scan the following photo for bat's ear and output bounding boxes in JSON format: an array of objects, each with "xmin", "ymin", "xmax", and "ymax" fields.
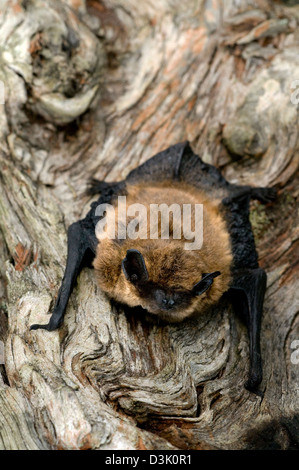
[
  {"xmin": 192, "ymin": 271, "xmax": 221, "ymax": 296},
  {"xmin": 122, "ymin": 249, "xmax": 149, "ymax": 284}
]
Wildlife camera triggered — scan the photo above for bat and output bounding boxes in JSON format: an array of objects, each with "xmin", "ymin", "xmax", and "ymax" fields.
[{"xmin": 30, "ymin": 141, "xmax": 276, "ymax": 392}]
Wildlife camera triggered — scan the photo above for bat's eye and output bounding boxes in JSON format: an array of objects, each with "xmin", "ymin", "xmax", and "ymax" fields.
[{"xmin": 130, "ymin": 274, "xmax": 138, "ymax": 282}]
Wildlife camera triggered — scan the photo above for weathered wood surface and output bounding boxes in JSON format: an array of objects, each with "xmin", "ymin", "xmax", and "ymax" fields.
[{"xmin": 0, "ymin": 0, "xmax": 298, "ymax": 450}]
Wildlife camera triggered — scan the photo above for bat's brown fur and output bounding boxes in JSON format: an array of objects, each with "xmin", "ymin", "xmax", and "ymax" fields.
[{"xmin": 93, "ymin": 181, "xmax": 233, "ymax": 321}]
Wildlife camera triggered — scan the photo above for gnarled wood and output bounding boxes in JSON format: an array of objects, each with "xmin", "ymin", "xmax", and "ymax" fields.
[{"xmin": 0, "ymin": 0, "xmax": 298, "ymax": 450}]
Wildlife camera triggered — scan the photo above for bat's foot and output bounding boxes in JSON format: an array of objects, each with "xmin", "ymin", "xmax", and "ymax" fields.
[
  {"xmin": 244, "ymin": 378, "xmax": 260, "ymax": 392},
  {"xmin": 30, "ymin": 315, "xmax": 62, "ymax": 331},
  {"xmin": 252, "ymin": 187, "xmax": 277, "ymax": 204},
  {"xmin": 30, "ymin": 323, "xmax": 52, "ymax": 331},
  {"xmin": 244, "ymin": 370, "xmax": 263, "ymax": 394}
]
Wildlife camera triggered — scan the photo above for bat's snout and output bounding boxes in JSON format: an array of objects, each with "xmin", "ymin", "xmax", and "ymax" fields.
[{"xmin": 162, "ymin": 297, "xmax": 176, "ymax": 309}]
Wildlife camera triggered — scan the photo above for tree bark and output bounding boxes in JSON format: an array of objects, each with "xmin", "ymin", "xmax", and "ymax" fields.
[{"xmin": 0, "ymin": 0, "xmax": 298, "ymax": 450}]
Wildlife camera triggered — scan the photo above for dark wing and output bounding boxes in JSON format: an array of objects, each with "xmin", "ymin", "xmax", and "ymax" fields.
[
  {"xmin": 228, "ymin": 267, "xmax": 267, "ymax": 392},
  {"xmin": 31, "ymin": 220, "xmax": 96, "ymax": 331},
  {"xmin": 126, "ymin": 141, "xmax": 231, "ymax": 196},
  {"xmin": 30, "ymin": 181, "xmax": 126, "ymax": 331}
]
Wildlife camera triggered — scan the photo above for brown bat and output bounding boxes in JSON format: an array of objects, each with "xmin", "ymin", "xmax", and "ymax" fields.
[{"xmin": 31, "ymin": 141, "xmax": 276, "ymax": 391}]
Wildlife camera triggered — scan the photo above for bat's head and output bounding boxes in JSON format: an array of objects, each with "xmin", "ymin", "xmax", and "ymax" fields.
[
  {"xmin": 93, "ymin": 181, "xmax": 232, "ymax": 321},
  {"xmin": 121, "ymin": 249, "xmax": 222, "ymax": 321},
  {"xmin": 94, "ymin": 240, "xmax": 231, "ymax": 322}
]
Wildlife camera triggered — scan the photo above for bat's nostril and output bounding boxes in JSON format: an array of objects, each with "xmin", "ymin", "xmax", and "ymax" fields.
[{"xmin": 162, "ymin": 298, "xmax": 175, "ymax": 308}]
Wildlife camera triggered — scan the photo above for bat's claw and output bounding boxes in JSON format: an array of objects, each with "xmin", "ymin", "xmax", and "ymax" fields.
[
  {"xmin": 30, "ymin": 323, "xmax": 51, "ymax": 331},
  {"xmin": 30, "ymin": 314, "xmax": 62, "ymax": 331},
  {"xmin": 86, "ymin": 179, "xmax": 115, "ymax": 196},
  {"xmin": 244, "ymin": 371, "xmax": 263, "ymax": 394},
  {"xmin": 252, "ymin": 187, "xmax": 277, "ymax": 204}
]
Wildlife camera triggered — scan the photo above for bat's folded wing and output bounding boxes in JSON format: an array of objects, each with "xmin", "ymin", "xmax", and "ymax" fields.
[{"xmin": 126, "ymin": 140, "xmax": 230, "ymax": 192}]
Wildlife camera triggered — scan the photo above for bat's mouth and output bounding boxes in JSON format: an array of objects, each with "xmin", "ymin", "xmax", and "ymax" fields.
[{"xmin": 139, "ymin": 302, "xmax": 193, "ymax": 323}]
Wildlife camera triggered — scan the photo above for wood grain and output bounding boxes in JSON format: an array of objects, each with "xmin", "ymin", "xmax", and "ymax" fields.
[{"xmin": 0, "ymin": 0, "xmax": 298, "ymax": 449}]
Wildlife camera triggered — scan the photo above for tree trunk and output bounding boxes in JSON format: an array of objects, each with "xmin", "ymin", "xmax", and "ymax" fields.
[{"xmin": 0, "ymin": 0, "xmax": 298, "ymax": 450}]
